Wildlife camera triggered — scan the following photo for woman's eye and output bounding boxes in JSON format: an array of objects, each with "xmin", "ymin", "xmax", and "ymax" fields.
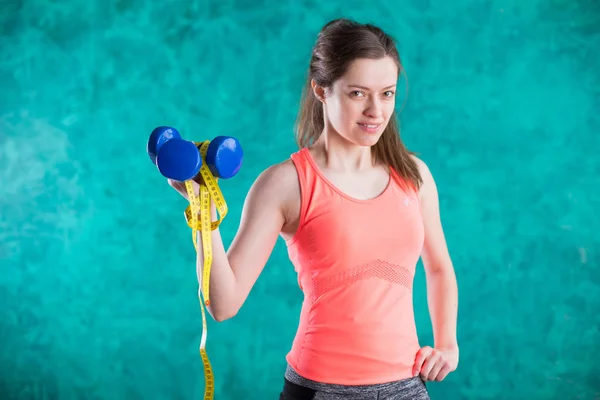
[
  {"xmin": 384, "ymin": 91, "xmax": 395, "ymax": 97},
  {"xmin": 351, "ymin": 91, "xmax": 364, "ymax": 97}
]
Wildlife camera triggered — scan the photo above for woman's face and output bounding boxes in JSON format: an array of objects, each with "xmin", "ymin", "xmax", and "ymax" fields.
[{"xmin": 316, "ymin": 56, "xmax": 398, "ymax": 147}]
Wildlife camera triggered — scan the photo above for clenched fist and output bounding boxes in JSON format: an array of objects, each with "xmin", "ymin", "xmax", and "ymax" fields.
[{"xmin": 413, "ymin": 346, "xmax": 459, "ymax": 382}]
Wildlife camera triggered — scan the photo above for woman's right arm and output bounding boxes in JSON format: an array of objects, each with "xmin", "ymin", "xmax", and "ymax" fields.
[{"xmin": 170, "ymin": 161, "xmax": 295, "ymax": 322}]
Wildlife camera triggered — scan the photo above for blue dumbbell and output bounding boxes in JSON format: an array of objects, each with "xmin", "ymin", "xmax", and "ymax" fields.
[{"xmin": 147, "ymin": 126, "xmax": 243, "ymax": 182}]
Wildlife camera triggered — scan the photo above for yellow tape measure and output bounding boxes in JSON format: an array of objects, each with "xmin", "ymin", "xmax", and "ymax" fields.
[{"xmin": 183, "ymin": 140, "xmax": 228, "ymax": 400}]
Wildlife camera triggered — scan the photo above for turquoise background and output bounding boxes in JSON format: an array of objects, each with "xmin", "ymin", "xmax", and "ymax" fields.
[{"xmin": 1, "ymin": 0, "xmax": 599, "ymax": 399}]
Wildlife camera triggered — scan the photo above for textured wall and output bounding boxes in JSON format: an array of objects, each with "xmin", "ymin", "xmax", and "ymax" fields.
[{"xmin": 1, "ymin": 0, "xmax": 599, "ymax": 399}]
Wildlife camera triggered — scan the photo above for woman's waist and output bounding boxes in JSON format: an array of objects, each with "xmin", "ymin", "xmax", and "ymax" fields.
[
  {"xmin": 297, "ymin": 316, "xmax": 419, "ymax": 351},
  {"xmin": 293, "ymin": 299, "xmax": 418, "ymax": 359},
  {"xmin": 286, "ymin": 330, "xmax": 420, "ymax": 385},
  {"xmin": 288, "ymin": 291, "xmax": 420, "ymax": 384}
]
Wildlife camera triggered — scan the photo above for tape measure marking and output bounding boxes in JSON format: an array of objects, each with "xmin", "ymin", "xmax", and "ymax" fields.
[{"xmin": 182, "ymin": 140, "xmax": 229, "ymax": 400}]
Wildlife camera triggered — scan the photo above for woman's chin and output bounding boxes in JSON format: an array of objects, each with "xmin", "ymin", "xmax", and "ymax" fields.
[{"xmin": 354, "ymin": 132, "xmax": 383, "ymax": 147}]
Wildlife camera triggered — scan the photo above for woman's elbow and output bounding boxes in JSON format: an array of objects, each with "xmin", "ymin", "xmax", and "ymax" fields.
[{"xmin": 209, "ymin": 306, "xmax": 238, "ymax": 322}]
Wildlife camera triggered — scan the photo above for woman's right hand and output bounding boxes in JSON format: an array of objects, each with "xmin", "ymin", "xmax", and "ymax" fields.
[{"xmin": 167, "ymin": 175, "xmax": 204, "ymax": 201}]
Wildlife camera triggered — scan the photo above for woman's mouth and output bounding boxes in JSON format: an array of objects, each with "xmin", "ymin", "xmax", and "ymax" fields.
[{"xmin": 357, "ymin": 123, "xmax": 381, "ymax": 133}]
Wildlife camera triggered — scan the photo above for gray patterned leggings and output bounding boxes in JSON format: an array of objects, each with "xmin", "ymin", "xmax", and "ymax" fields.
[{"xmin": 279, "ymin": 365, "xmax": 431, "ymax": 400}]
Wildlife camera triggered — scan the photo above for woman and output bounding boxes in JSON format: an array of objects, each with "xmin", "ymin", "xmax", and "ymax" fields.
[{"xmin": 170, "ymin": 18, "xmax": 458, "ymax": 400}]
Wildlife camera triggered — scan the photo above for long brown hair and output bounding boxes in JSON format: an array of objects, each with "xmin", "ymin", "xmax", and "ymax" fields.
[{"xmin": 295, "ymin": 18, "xmax": 423, "ymax": 191}]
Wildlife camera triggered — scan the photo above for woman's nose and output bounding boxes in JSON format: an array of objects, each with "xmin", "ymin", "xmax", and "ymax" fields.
[{"xmin": 364, "ymin": 98, "xmax": 383, "ymax": 119}]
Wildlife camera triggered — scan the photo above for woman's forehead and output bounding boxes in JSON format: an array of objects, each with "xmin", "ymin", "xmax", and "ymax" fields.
[{"xmin": 338, "ymin": 57, "xmax": 398, "ymax": 89}]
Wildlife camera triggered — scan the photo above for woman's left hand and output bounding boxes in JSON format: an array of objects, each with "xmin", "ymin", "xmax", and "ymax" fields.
[{"xmin": 412, "ymin": 346, "xmax": 459, "ymax": 382}]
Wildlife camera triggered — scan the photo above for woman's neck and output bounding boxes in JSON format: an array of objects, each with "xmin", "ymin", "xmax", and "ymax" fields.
[{"xmin": 312, "ymin": 128, "xmax": 375, "ymax": 172}]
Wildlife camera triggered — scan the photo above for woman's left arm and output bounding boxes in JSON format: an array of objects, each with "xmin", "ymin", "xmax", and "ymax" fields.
[{"xmin": 411, "ymin": 157, "xmax": 459, "ymax": 382}]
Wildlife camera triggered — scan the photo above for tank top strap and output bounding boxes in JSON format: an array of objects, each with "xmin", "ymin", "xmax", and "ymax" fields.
[
  {"xmin": 289, "ymin": 147, "xmax": 313, "ymax": 189},
  {"xmin": 388, "ymin": 165, "xmax": 419, "ymax": 198},
  {"xmin": 289, "ymin": 147, "xmax": 318, "ymax": 239}
]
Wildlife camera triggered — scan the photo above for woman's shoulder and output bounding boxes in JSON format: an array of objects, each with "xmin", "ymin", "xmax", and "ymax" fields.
[
  {"xmin": 256, "ymin": 157, "xmax": 299, "ymax": 186},
  {"xmin": 409, "ymin": 155, "xmax": 433, "ymax": 181},
  {"xmin": 408, "ymin": 155, "xmax": 437, "ymax": 200},
  {"xmin": 409, "ymin": 154, "xmax": 427, "ymax": 172},
  {"xmin": 249, "ymin": 157, "xmax": 300, "ymax": 205},
  {"xmin": 248, "ymin": 157, "xmax": 301, "ymax": 226}
]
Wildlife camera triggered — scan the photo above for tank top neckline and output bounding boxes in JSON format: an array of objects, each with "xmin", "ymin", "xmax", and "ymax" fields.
[{"xmin": 300, "ymin": 147, "xmax": 394, "ymax": 204}]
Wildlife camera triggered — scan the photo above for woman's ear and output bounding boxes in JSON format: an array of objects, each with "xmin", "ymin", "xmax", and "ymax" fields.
[{"xmin": 311, "ymin": 79, "xmax": 326, "ymax": 103}]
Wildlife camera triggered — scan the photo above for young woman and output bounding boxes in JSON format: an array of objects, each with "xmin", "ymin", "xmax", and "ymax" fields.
[{"xmin": 170, "ymin": 18, "xmax": 459, "ymax": 400}]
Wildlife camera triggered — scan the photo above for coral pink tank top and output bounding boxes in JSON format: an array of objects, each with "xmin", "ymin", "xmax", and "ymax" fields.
[{"xmin": 285, "ymin": 147, "xmax": 425, "ymax": 385}]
